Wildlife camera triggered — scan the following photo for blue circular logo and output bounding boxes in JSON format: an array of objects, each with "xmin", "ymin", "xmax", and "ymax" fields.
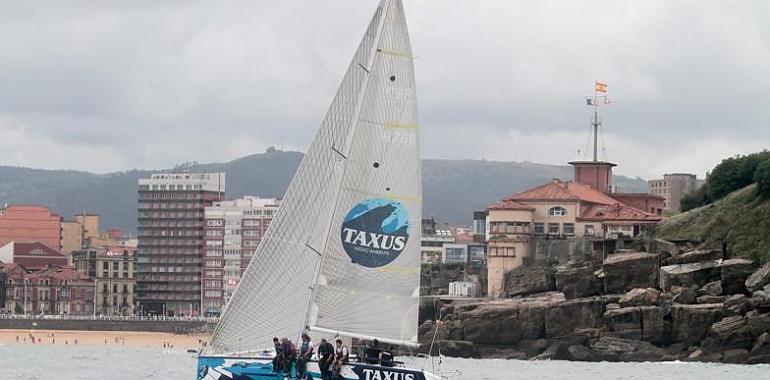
[{"xmin": 340, "ymin": 198, "xmax": 410, "ymax": 268}]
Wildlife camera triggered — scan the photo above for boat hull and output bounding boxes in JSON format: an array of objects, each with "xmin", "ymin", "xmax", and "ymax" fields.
[{"xmin": 197, "ymin": 355, "xmax": 431, "ymax": 380}]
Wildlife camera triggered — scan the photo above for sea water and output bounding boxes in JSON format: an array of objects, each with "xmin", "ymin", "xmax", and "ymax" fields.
[{"xmin": 1, "ymin": 344, "xmax": 767, "ymax": 380}]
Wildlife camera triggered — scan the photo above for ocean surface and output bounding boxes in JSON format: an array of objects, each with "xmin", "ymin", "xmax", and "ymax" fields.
[{"xmin": 1, "ymin": 344, "xmax": 768, "ymax": 380}]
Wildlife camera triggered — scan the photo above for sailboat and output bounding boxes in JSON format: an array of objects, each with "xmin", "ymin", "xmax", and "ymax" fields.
[{"xmin": 197, "ymin": 0, "xmax": 435, "ymax": 379}]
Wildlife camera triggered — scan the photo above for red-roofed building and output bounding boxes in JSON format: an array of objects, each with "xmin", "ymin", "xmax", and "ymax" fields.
[
  {"xmin": 486, "ymin": 177, "xmax": 664, "ymax": 297},
  {"xmin": 611, "ymin": 193, "xmax": 665, "ymax": 216},
  {"xmin": 0, "ymin": 205, "xmax": 62, "ymax": 250},
  {"xmin": 1, "ymin": 263, "xmax": 94, "ymax": 315},
  {"xmin": 0, "ymin": 241, "xmax": 68, "ymax": 268}
]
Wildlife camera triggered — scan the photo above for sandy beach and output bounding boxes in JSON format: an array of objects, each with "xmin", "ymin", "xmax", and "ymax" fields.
[{"xmin": 0, "ymin": 329, "xmax": 210, "ymax": 350}]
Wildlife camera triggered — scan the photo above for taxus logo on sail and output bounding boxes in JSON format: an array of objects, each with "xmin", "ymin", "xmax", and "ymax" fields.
[
  {"xmin": 341, "ymin": 198, "xmax": 410, "ymax": 268},
  {"xmin": 352, "ymin": 366, "xmax": 426, "ymax": 380}
]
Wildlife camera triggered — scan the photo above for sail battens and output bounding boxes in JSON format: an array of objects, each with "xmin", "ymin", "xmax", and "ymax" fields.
[
  {"xmin": 305, "ymin": 243, "xmax": 323, "ymax": 256},
  {"xmin": 385, "ymin": 194, "xmax": 420, "ymax": 201},
  {"xmin": 376, "ymin": 266, "xmax": 420, "ymax": 274},
  {"xmin": 331, "ymin": 145, "xmax": 348, "ymax": 159},
  {"xmin": 377, "ymin": 48, "xmax": 413, "ymax": 59},
  {"xmin": 384, "ymin": 122, "xmax": 419, "ymax": 130}
]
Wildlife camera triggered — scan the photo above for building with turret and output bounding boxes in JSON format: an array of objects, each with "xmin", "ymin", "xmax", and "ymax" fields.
[{"xmin": 485, "ymin": 83, "xmax": 664, "ymax": 297}]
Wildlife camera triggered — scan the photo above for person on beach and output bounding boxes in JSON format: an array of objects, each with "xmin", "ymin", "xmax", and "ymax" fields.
[
  {"xmin": 332, "ymin": 339, "xmax": 349, "ymax": 379},
  {"xmin": 296, "ymin": 334, "xmax": 314, "ymax": 379},
  {"xmin": 271, "ymin": 337, "xmax": 283, "ymax": 374},
  {"xmin": 317, "ymin": 338, "xmax": 334, "ymax": 380}
]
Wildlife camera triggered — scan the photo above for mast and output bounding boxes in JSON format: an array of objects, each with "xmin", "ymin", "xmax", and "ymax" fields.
[
  {"xmin": 588, "ymin": 80, "xmax": 610, "ymax": 161},
  {"xmin": 592, "ymin": 97, "xmax": 599, "ymax": 162},
  {"xmin": 299, "ymin": 0, "xmax": 394, "ymax": 337}
]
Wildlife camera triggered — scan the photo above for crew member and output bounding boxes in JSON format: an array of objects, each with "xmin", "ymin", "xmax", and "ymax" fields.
[
  {"xmin": 272, "ymin": 337, "xmax": 283, "ymax": 374},
  {"xmin": 318, "ymin": 338, "xmax": 334, "ymax": 380},
  {"xmin": 296, "ymin": 333, "xmax": 314, "ymax": 379},
  {"xmin": 364, "ymin": 339, "xmax": 382, "ymax": 365},
  {"xmin": 281, "ymin": 338, "xmax": 296, "ymax": 377},
  {"xmin": 332, "ymin": 339, "xmax": 349, "ymax": 379}
]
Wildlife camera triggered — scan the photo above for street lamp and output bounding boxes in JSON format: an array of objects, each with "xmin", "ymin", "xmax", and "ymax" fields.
[
  {"xmin": 93, "ymin": 278, "xmax": 97, "ymax": 317},
  {"xmin": 23, "ymin": 278, "xmax": 28, "ymax": 315}
]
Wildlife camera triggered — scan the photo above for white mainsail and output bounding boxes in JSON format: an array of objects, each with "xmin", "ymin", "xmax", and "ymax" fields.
[{"xmin": 209, "ymin": 0, "xmax": 420, "ymax": 353}]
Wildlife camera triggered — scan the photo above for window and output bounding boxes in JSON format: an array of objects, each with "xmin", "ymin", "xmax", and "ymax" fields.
[
  {"xmin": 547, "ymin": 223, "xmax": 560, "ymax": 235},
  {"xmin": 469, "ymin": 246, "xmax": 486, "ymax": 262},
  {"xmin": 548, "ymin": 206, "xmax": 567, "ymax": 216},
  {"xmin": 205, "ymin": 260, "xmax": 223, "ymax": 267},
  {"xmin": 205, "ymin": 249, "xmax": 222, "ymax": 257},
  {"xmin": 534, "ymin": 222, "xmax": 545, "ymax": 234},
  {"xmin": 563, "ymin": 223, "xmax": 575, "ymax": 235},
  {"xmin": 490, "ymin": 222, "xmax": 529, "ymax": 234},
  {"xmin": 444, "ymin": 247, "xmax": 466, "ymax": 263},
  {"xmin": 585, "ymin": 225, "xmax": 595, "ymax": 236}
]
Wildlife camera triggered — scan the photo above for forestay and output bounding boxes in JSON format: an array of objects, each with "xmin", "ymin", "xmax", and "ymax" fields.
[{"xmin": 209, "ymin": 0, "xmax": 420, "ymax": 353}]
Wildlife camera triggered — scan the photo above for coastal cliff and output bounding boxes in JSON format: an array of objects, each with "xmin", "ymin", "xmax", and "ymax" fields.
[{"xmin": 419, "ymin": 247, "xmax": 770, "ymax": 364}]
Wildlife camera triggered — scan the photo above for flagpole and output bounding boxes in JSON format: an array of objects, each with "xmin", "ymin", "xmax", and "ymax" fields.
[{"xmin": 593, "ymin": 81, "xmax": 599, "ymax": 162}]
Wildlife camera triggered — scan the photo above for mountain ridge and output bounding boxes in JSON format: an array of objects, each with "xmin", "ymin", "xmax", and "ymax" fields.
[{"xmin": 0, "ymin": 149, "xmax": 648, "ymax": 233}]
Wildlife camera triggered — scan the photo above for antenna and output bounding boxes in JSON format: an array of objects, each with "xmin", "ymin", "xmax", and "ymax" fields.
[{"xmin": 586, "ymin": 80, "xmax": 611, "ymax": 162}]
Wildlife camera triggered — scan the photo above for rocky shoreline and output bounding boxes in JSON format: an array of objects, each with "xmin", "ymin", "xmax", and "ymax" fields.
[{"xmin": 419, "ymin": 246, "xmax": 770, "ymax": 364}]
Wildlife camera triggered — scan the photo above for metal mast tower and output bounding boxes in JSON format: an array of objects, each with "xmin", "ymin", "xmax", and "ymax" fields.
[{"xmin": 587, "ymin": 81, "xmax": 611, "ymax": 162}]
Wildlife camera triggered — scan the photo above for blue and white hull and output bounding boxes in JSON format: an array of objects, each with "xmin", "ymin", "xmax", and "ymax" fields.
[{"xmin": 197, "ymin": 355, "xmax": 436, "ymax": 380}]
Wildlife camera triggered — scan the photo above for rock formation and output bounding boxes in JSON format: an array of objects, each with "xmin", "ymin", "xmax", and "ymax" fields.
[{"xmin": 419, "ymin": 245, "xmax": 770, "ymax": 364}]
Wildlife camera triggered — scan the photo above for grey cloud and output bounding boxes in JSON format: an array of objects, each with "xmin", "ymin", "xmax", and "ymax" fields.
[{"xmin": 0, "ymin": 0, "xmax": 768, "ymax": 177}]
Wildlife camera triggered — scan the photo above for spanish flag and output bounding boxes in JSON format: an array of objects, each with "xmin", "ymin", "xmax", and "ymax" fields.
[{"xmin": 595, "ymin": 81, "xmax": 608, "ymax": 93}]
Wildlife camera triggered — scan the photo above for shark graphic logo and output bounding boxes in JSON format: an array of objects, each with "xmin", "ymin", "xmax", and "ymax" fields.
[{"xmin": 341, "ymin": 198, "xmax": 410, "ymax": 268}]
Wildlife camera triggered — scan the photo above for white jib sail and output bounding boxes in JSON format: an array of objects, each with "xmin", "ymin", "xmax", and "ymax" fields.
[{"xmin": 209, "ymin": 0, "xmax": 420, "ymax": 353}]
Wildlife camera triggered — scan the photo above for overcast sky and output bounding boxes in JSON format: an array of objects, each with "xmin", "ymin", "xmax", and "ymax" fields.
[{"xmin": 0, "ymin": 1, "xmax": 768, "ymax": 179}]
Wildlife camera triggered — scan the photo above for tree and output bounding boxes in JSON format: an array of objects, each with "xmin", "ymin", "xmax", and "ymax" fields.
[
  {"xmin": 755, "ymin": 158, "xmax": 770, "ymax": 199},
  {"xmin": 709, "ymin": 155, "xmax": 756, "ymax": 200},
  {"xmin": 681, "ymin": 184, "xmax": 712, "ymax": 211}
]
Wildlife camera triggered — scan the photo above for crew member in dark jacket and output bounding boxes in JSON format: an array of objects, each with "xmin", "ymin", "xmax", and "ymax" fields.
[
  {"xmin": 317, "ymin": 338, "xmax": 334, "ymax": 380},
  {"xmin": 364, "ymin": 339, "xmax": 382, "ymax": 365},
  {"xmin": 272, "ymin": 337, "xmax": 283, "ymax": 373}
]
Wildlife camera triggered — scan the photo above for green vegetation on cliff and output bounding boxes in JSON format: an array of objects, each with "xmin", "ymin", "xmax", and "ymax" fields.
[
  {"xmin": 681, "ymin": 150, "xmax": 770, "ymax": 211},
  {"xmin": 658, "ymin": 184, "xmax": 770, "ymax": 263}
]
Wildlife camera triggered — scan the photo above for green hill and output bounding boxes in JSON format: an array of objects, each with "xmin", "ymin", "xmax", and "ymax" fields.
[
  {"xmin": 657, "ymin": 184, "xmax": 770, "ymax": 263},
  {"xmin": 0, "ymin": 149, "xmax": 648, "ymax": 233}
]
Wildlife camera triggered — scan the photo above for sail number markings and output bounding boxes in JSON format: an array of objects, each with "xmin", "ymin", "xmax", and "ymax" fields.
[{"xmin": 383, "ymin": 122, "xmax": 418, "ymax": 145}]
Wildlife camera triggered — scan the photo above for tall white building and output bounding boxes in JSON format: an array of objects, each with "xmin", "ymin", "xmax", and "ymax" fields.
[{"xmin": 202, "ymin": 196, "xmax": 280, "ymax": 316}]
